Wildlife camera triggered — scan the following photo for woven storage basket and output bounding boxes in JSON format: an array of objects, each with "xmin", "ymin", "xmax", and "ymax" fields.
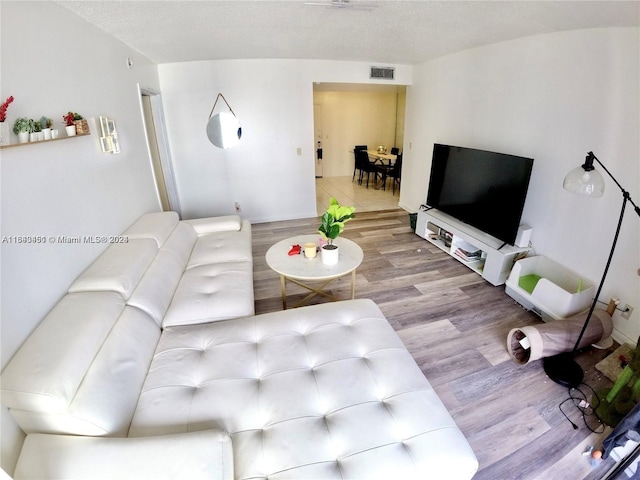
[{"xmin": 74, "ymin": 119, "xmax": 89, "ymax": 134}]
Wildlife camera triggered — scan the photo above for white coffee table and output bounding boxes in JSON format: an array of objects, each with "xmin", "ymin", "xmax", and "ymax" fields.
[{"xmin": 265, "ymin": 234, "xmax": 364, "ymax": 309}]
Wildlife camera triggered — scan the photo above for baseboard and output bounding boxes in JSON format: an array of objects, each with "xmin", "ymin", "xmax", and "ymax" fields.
[
  {"xmin": 397, "ymin": 201, "xmax": 412, "ymax": 213},
  {"xmin": 611, "ymin": 328, "xmax": 637, "ymax": 349}
]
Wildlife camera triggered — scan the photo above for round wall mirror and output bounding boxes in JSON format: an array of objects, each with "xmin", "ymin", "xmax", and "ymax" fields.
[{"xmin": 206, "ymin": 111, "xmax": 242, "ymax": 149}]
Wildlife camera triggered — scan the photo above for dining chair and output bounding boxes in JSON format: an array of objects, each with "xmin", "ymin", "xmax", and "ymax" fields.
[
  {"xmin": 352, "ymin": 145, "xmax": 368, "ymax": 183},
  {"xmin": 356, "ymin": 149, "xmax": 384, "ymax": 188},
  {"xmin": 389, "ymin": 154, "xmax": 403, "ymax": 195},
  {"xmin": 374, "ymin": 157, "xmax": 392, "ymax": 191}
]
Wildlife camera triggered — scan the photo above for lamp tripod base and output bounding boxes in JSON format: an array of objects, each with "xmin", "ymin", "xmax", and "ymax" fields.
[{"xmin": 543, "ymin": 352, "xmax": 584, "ymax": 388}]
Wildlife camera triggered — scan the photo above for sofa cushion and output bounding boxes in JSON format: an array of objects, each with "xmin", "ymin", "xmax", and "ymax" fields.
[
  {"xmin": 184, "ymin": 215, "xmax": 242, "ymax": 235},
  {"xmin": 162, "ymin": 261, "xmax": 254, "ymax": 327},
  {"xmin": 14, "ymin": 430, "xmax": 233, "ymax": 480},
  {"xmin": 3, "ymin": 298, "xmax": 161, "ymax": 436},
  {"xmin": 127, "ymin": 222, "xmax": 201, "ymax": 326},
  {"xmin": 129, "ymin": 300, "xmax": 478, "ymax": 479},
  {"xmin": 127, "ymin": 250, "xmax": 187, "ymax": 326},
  {"xmin": 187, "ymin": 224, "xmax": 252, "ymax": 268},
  {"xmin": 1, "ymin": 292, "xmax": 125, "ymax": 414},
  {"xmin": 123, "ymin": 211, "xmax": 180, "ymax": 248},
  {"xmin": 68, "ymin": 239, "xmax": 159, "ymax": 299},
  {"xmin": 160, "ymin": 222, "xmax": 198, "ymax": 266}
]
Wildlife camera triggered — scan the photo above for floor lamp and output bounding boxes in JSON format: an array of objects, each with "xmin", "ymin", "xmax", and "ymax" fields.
[{"xmin": 543, "ymin": 151, "xmax": 640, "ymax": 388}]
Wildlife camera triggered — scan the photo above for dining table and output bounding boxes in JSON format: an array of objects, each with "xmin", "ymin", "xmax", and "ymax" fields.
[{"xmin": 366, "ymin": 150, "xmax": 397, "ymax": 166}]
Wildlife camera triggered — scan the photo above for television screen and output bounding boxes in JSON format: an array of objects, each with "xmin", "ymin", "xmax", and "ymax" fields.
[{"xmin": 426, "ymin": 144, "xmax": 534, "ymax": 245}]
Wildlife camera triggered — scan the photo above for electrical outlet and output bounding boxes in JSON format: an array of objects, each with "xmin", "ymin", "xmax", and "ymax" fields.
[
  {"xmin": 622, "ymin": 304, "xmax": 634, "ymax": 320},
  {"xmin": 234, "ymin": 202, "xmax": 241, "ymax": 213}
]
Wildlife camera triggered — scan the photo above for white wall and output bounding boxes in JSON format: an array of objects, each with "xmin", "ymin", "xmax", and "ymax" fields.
[
  {"xmin": 402, "ymin": 27, "xmax": 640, "ymax": 344},
  {"xmin": 1, "ymin": 2, "xmax": 161, "ymax": 473},
  {"xmin": 313, "ymin": 89, "xmax": 402, "ymax": 177},
  {"xmin": 158, "ymin": 60, "xmax": 411, "ymax": 221}
]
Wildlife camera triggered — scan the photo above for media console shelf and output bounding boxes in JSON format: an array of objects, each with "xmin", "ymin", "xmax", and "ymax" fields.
[{"xmin": 415, "ymin": 207, "xmax": 529, "ymax": 286}]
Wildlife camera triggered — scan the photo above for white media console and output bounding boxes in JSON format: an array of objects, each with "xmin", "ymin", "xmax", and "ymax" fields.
[{"xmin": 415, "ymin": 207, "xmax": 529, "ymax": 286}]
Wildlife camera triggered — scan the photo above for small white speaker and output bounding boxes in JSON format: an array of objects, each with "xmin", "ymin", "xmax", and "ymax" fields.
[{"xmin": 515, "ymin": 225, "xmax": 532, "ymax": 248}]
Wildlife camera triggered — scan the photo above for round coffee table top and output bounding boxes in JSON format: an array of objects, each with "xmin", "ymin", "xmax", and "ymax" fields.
[{"xmin": 266, "ymin": 234, "xmax": 363, "ymax": 281}]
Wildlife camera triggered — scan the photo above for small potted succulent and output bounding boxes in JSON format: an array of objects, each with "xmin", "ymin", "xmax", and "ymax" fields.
[
  {"xmin": 318, "ymin": 197, "xmax": 356, "ymax": 265},
  {"xmin": 13, "ymin": 117, "xmax": 33, "ymax": 144},
  {"xmin": 40, "ymin": 116, "xmax": 53, "ymax": 140},
  {"xmin": 31, "ymin": 118, "xmax": 42, "ymax": 141}
]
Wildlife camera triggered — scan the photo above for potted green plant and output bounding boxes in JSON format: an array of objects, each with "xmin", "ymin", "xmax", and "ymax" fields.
[
  {"xmin": 13, "ymin": 117, "xmax": 33, "ymax": 144},
  {"xmin": 318, "ymin": 197, "xmax": 356, "ymax": 265},
  {"xmin": 31, "ymin": 118, "xmax": 42, "ymax": 141}
]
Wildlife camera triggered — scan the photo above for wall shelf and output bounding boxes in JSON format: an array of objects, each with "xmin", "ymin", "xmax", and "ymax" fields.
[{"xmin": 0, "ymin": 133, "xmax": 90, "ymax": 150}]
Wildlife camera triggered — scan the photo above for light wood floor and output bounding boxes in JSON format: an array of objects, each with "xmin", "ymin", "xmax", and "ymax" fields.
[
  {"xmin": 315, "ymin": 175, "xmax": 401, "ymax": 216},
  {"xmin": 252, "ymin": 207, "xmax": 618, "ymax": 480}
]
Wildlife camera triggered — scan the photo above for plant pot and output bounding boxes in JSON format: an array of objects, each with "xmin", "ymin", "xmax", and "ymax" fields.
[
  {"xmin": 17, "ymin": 131, "xmax": 29, "ymax": 144},
  {"xmin": 65, "ymin": 125, "xmax": 76, "ymax": 137},
  {"xmin": 0, "ymin": 122, "xmax": 10, "ymax": 146},
  {"xmin": 29, "ymin": 133, "xmax": 38, "ymax": 142},
  {"xmin": 321, "ymin": 244, "xmax": 339, "ymax": 265},
  {"xmin": 42, "ymin": 128, "xmax": 51, "ymax": 140}
]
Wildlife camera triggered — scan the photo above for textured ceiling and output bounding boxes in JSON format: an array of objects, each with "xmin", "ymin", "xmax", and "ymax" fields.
[{"xmin": 55, "ymin": 0, "xmax": 640, "ymax": 65}]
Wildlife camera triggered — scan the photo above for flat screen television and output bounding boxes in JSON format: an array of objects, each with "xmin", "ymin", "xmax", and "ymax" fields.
[{"xmin": 426, "ymin": 143, "xmax": 534, "ymax": 246}]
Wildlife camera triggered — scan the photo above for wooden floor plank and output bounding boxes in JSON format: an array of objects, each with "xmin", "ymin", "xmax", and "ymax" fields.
[
  {"xmin": 537, "ymin": 428, "xmax": 612, "ymax": 480},
  {"xmin": 468, "ymin": 406, "xmax": 552, "ymax": 470}
]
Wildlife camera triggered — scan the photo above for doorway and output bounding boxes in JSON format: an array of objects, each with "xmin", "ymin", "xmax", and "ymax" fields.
[
  {"xmin": 314, "ymin": 104, "xmax": 323, "ymax": 178},
  {"xmin": 312, "ymin": 83, "xmax": 407, "ymax": 212},
  {"xmin": 139, "ymin": 87, "xmax": 181, "ymax": 215}
]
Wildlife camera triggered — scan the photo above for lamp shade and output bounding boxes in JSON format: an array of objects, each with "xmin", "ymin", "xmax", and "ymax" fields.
[{"xmin": 563, "ymin": 165, "xmax": 605, "ymax": 197}]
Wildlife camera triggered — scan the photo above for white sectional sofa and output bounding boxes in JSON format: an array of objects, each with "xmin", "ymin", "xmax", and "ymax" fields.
[{"xmin": 1, "ymin": 212, "xmax": 478, "ymax": 479}]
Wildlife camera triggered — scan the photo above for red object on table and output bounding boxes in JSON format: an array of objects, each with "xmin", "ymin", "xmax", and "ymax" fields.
[{"xmin": 288, "ymin": 244, "xmax": 301, "ymax": 255}]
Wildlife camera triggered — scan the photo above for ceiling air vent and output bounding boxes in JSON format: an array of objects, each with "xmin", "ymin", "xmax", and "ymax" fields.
[{"xmin": 370, "ymin": 66, "xmax": 395, "ymax": 80}]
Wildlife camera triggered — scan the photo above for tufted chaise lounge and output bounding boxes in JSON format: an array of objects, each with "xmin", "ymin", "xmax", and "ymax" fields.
[{"xmin": 2, "ymin": 212, "xmax": 478, "ymax": 479}]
